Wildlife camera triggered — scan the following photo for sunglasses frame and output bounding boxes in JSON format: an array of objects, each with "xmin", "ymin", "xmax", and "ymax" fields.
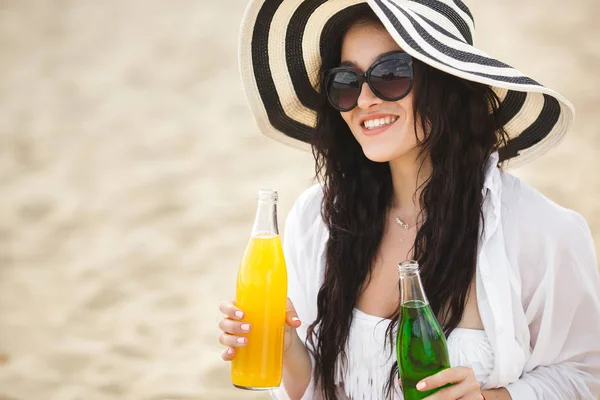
[{"xmin": 324, "ymin": 51, "xmax": 414, "ymax": 112}]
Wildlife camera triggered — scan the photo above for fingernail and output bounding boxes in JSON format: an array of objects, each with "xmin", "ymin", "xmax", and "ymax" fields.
[
  {"xmin": 416, "ymin": 381, "xmax": 426, "ymax": 390},
  {"xmin": 291, "ymin": 317, "xmax": 300, "ymax": 322},
  {"xmin": 235, "ymin": 311, "xmax": 243, "ymax": 319},
  {"xmin": 227, "ymin": 348, "xmax": 234, "ymax": 355},
  {"xmin": 241, "ymin": 324, "xmax": 250, "ymax": 331},
  {"xmin": 237, "ymin": 337, "xmax": 246, "ymax": 344}
]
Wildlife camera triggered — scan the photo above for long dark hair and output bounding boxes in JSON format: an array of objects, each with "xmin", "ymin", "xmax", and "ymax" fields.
[{"xmin": 306, "ymin": 5, "xmax": 508, "ymax": 399}]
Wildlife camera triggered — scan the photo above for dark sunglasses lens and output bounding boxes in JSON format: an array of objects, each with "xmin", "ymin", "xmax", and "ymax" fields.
[
  {"xmin": 370, "ymin": 59, "xmax": 411, "ymax": 100},
  {"xmin": 328, "ymin": 71, "xmax": 360, "ymax": 110}
]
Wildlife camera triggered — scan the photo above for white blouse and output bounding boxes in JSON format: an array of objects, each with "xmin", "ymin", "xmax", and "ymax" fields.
[{"xmin": 272, "ymin": 153, "xmax": 600, "ymax": 399}]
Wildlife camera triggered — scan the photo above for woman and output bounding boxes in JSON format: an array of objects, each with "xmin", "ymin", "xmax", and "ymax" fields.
[{"xmin": 219, "ymin": 1, "xmax": 600, "ymax": 399}]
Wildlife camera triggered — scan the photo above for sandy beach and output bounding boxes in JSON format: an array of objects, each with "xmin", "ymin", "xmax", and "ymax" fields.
[{"xmin": 0, "ymin": 0, "xmax": 598, "ymax": 399}]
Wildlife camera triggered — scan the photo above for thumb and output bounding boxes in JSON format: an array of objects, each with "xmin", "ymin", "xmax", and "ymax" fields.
[{"xmin": 285, "ymin": 297, "xmax": 302, "ymax": 329}]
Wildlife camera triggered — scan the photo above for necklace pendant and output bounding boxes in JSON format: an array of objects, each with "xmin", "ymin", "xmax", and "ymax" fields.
[{"xmin": 395, "ymin": 216, "xmax": 410, "ymax": 230}]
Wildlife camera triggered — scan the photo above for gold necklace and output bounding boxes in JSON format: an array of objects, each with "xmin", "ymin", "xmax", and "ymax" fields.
[{"xmin": 395, "ymin": 216, "xmax": 410, "ymax": 244}]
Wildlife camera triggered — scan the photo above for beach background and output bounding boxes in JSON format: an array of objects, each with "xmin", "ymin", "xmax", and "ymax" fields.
[{"xmin": 0, "ymin": 0, "xmax": 598, "ymax": 399}]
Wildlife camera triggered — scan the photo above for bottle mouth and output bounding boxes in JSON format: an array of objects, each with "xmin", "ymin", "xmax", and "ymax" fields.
[
  {"xmin": 398, "ymin": 260, "xmax": 419, "ymax": 274},
  {"xmin": 257, "ymin": 189, "xmax": 278, "ymax": 202}
]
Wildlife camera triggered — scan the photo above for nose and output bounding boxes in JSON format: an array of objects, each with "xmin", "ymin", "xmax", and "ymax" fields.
[{"xmin": 356, "ymin": 82, "xmax": 382, "ymax": 110}]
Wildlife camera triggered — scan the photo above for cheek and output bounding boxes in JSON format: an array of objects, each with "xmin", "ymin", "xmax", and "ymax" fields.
[
  {"xmin": 395, "ymin": 98, "xmax": 419, "ymax": 134},
  {"xmin": 395, "ymin": 95, "xmax": 415, "ymax": 119},
  {"xmin": 340, "ymin": 112, "xmax": 353, "ymax": 127},
  {"xmin": 340, "ymin": 112, "xmax": 360, "ymax": 136}
]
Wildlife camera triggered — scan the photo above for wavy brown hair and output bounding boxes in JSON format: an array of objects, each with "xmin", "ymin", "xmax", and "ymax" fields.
[{"xmin": 305, "ymin": 5, "xmax": 509, "ymax": 399}]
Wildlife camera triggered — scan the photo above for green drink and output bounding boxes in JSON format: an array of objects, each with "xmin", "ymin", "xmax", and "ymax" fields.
[{"xmin": 396, "ymin": 261, "xmax": 450, "ymax": 400}]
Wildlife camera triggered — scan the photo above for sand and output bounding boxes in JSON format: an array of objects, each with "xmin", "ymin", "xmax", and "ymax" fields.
[{"xmin": 0, "ymin": 0, "xmax": 598, "ymax": 399}]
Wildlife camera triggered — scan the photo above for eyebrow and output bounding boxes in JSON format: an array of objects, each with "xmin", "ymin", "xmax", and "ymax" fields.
[{"xmin": 340, "ymin": 50, "xmax": 403, "ymax": 69}]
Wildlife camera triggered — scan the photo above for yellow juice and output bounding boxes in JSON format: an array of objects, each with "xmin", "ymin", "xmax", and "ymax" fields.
[{"xmin": 231, "ymin": 234, "xmax": 288, "ymax": 389}]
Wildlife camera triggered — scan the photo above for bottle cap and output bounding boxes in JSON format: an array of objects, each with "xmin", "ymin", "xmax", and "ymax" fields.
[
  {"xmin": 257, "ymin": 189, "xmax": 278, "ymax": 202},
  {"xmin": 398, "ymin": 260, "xmax": 419, "ymax": 274}
]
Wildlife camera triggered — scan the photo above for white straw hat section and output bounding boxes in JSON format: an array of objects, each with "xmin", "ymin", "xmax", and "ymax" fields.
[
  {"xmin": 380, "ymin": 0, "xmax": 474, "ymax": 42},
  {"xmin": 239, "ymin": 0, "xmax": 311, "ymax": 150},
  {"xmin": 504, "ymin": 102, "xmax": 573, "ymax": 168},
  {"xmin": 270, "ymin": 0, "xmax": 316, "ymax": 127}
]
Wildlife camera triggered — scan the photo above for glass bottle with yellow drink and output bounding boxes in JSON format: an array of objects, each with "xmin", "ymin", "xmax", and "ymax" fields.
[{"xmin": 231, "ymin": 189, "xmax": 288, "ymax": 390}]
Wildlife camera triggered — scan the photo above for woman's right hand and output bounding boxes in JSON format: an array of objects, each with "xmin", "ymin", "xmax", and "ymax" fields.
[{"xmin": 218, "ymin": 298, "xmax": 303, "ymax": 361}]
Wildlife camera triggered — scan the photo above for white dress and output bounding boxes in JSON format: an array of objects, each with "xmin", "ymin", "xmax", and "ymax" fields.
[
  {"xmin": 339, "ymin": 309, "xmax": 494, "ymax": 399},
  {"xmin": 271, "ymin": 153, "xmax": 600, "ymax": 399}
]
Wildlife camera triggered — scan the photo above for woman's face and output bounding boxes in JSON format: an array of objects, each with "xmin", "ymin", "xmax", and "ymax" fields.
[{"xmin": 340, "ymin": 23, "xmax": 422, "ymax": 163}]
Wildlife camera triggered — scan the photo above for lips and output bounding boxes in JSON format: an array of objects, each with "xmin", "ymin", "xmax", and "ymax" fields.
[
  {"xmin": 362, "ymin": 116, "xmax": 398, "ymax": 130},
  {"xmin": 359, "ymin": 113, "xmax": 400, "ymax": 136}
]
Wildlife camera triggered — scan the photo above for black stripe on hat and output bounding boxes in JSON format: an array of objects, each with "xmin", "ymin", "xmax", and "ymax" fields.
[
  {"xmin": 374, "ymin": 0, "xmax": 556, "ymax": 158},
  {"xmin": 374, "ymin": 0, "xmax": 540, "ymax": 85},
  {"xmin": 251, "ymin": 0, "xmax": 313, "ymax": 142},
  {"xmin": 496, "ymin": 90, "xmax": 527, "ymax": 127},
  {"xmin": 499, "ymin": 94, "xmax": 561, "ymax": 161},
  {"xmin": 406, "ymin": 0, "xmax": 473, "ymax": 45},
  {"xmin": 416, "ymin": 13, "xmax": 464, "ymax": 43},
  {"xmin": 286, "ymin": 0, "xmax": 327, "ymax": 111},
  {"xmin": 451, "ymin": 0, "xmax": 474, "ymax": 25},
  {"xmin": 391, "ymin": 3, "xmax": 510, "ymax": 68}
]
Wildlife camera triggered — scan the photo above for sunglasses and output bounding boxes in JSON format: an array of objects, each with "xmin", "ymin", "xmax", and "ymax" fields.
[{"xmin": 324, "ymin": 51, "xmax": 414, "ymax": 112}]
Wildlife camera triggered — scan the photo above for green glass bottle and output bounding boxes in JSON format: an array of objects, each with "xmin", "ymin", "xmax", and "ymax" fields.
[{"xmin": 396, "ymin": 260, "xmax": 451, "ymax": 400}]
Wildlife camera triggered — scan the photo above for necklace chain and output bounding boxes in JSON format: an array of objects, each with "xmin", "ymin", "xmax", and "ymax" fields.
[{"xmin": 395, "ymin": 216, "xmax": 410, "ymax": 243}]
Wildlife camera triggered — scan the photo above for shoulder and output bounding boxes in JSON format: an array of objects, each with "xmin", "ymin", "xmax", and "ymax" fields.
[
  {"xmin": 283, "ymin": 184, "xmax": 328, "ymax": 296},
  {"xmin": 289, "ymin": 183, "xmax": 324, "ymax": 222},
  {"xmin": 499, "ymin": 171, "xmax": 590, "ymax": 242},
  {"xmin": 498, "ymin": 171, "xmax": 596, "ymax": 278},
  {"xmin": 284, "ymin": 183, "xmax": 327, "ymax": 247}
]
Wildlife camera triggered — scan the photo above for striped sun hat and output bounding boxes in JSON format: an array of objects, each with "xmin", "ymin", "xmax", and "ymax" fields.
[{"xmin": 238, "ymin": 0, "xmax": 575, "ymax": 167}]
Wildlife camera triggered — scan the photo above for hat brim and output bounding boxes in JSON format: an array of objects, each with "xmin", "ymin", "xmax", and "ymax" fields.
[{"xmin": 238, "ymin": 0, "xmax": 575, "ymax": 168}]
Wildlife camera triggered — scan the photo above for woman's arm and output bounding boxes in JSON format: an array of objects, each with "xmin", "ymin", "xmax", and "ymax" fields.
[
  {"xmin": 505, "ymin": 210, "xmax": 600, "ymax": 399},
  {"xmin": 271, "ymin": 186, "xmax": 323, "ymax": 399},
  {"xmin": 280, "ymin": 330, "xmax": 313, "ymax": 399},
  {"xmin": 415, "ymin": 367, "xmax": 512, "ymax": 399},
  {"xmin": 482, "ymin": 388, "xmax": 511, "ymax": 399}
]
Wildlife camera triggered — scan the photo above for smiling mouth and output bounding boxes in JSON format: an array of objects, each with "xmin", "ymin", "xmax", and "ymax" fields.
[{"xmin": 361, "ymin": 116, "xmax": 398, "ymax": 130}]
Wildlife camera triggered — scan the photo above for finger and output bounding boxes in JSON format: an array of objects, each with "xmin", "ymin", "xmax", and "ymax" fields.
[
  {"xmin": 418, "ymin": 366, "xmax": 471, "ymax": 391},
  {"xmin": 221, "ymin": 347, "xmax": 235, "ymax": 361},
  {"xmin": 219, "ymin": 301, "xmax": 244, "ymax": 320},
  {"xmin": 422, "ymin": 379, "xmax": 481, "ymax": 400},
  {"xmin": 285, "ymin": 297, "xmax": 302, "ymax": 328},
  {"xmin": 457, "ymin": 394, "xmax": 485, "ymax": 400},
  {"xmin": 219, "ymin": 318, "xmax": 252, "ymax": 334},
  {"xmin": 218, "ymin": 332, "xmax": 248, "ymax": 348},
  {"xmin": 457, "ymin": 392, "xmax": 485, "ymax": 400}
]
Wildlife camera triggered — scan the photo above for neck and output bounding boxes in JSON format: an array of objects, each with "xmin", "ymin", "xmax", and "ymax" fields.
[{"xmin": 388, "ymin": 150, "xmax": 431, "ymax": 222}]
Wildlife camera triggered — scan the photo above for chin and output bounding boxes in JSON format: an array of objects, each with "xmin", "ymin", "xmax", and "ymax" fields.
[
  {"xmin": 360, "ymin": 146, "xmax": 398, "ymax": 163},
  {"xmin": 360, "ymin": 140, "xmax": 418, "ymax": 163},
  {"xmin": 353, "ymin": 124, "xmax": 418, "ymax": 163}
]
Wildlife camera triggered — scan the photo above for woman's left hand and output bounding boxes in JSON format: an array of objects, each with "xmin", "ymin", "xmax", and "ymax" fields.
[{"xmin": 418, "ymin": 366, "xmax": 483, "ymax": 399}]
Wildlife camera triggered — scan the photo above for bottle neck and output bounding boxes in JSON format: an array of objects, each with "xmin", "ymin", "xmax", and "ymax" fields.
[
  {"xmin": 251, "ymin": 190, "xmax": 279, "ymax": 237},
  {"xmin": 398, "ymin": 261, "xmax": 428, "ymax": 306},
  {"xmin": 399, "ymin": 272, "xmax": 428, "ymax": 305}
]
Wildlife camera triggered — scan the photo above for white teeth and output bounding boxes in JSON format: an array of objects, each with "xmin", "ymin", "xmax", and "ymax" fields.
[{"xmin": 363, "ymin": 116, "xmax": 397, "ymax": 130}]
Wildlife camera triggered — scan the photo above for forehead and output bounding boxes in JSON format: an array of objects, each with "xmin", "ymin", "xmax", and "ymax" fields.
[{"xmin": 340, "ymin": 23, "xmax": 402, "ymax": 70}]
